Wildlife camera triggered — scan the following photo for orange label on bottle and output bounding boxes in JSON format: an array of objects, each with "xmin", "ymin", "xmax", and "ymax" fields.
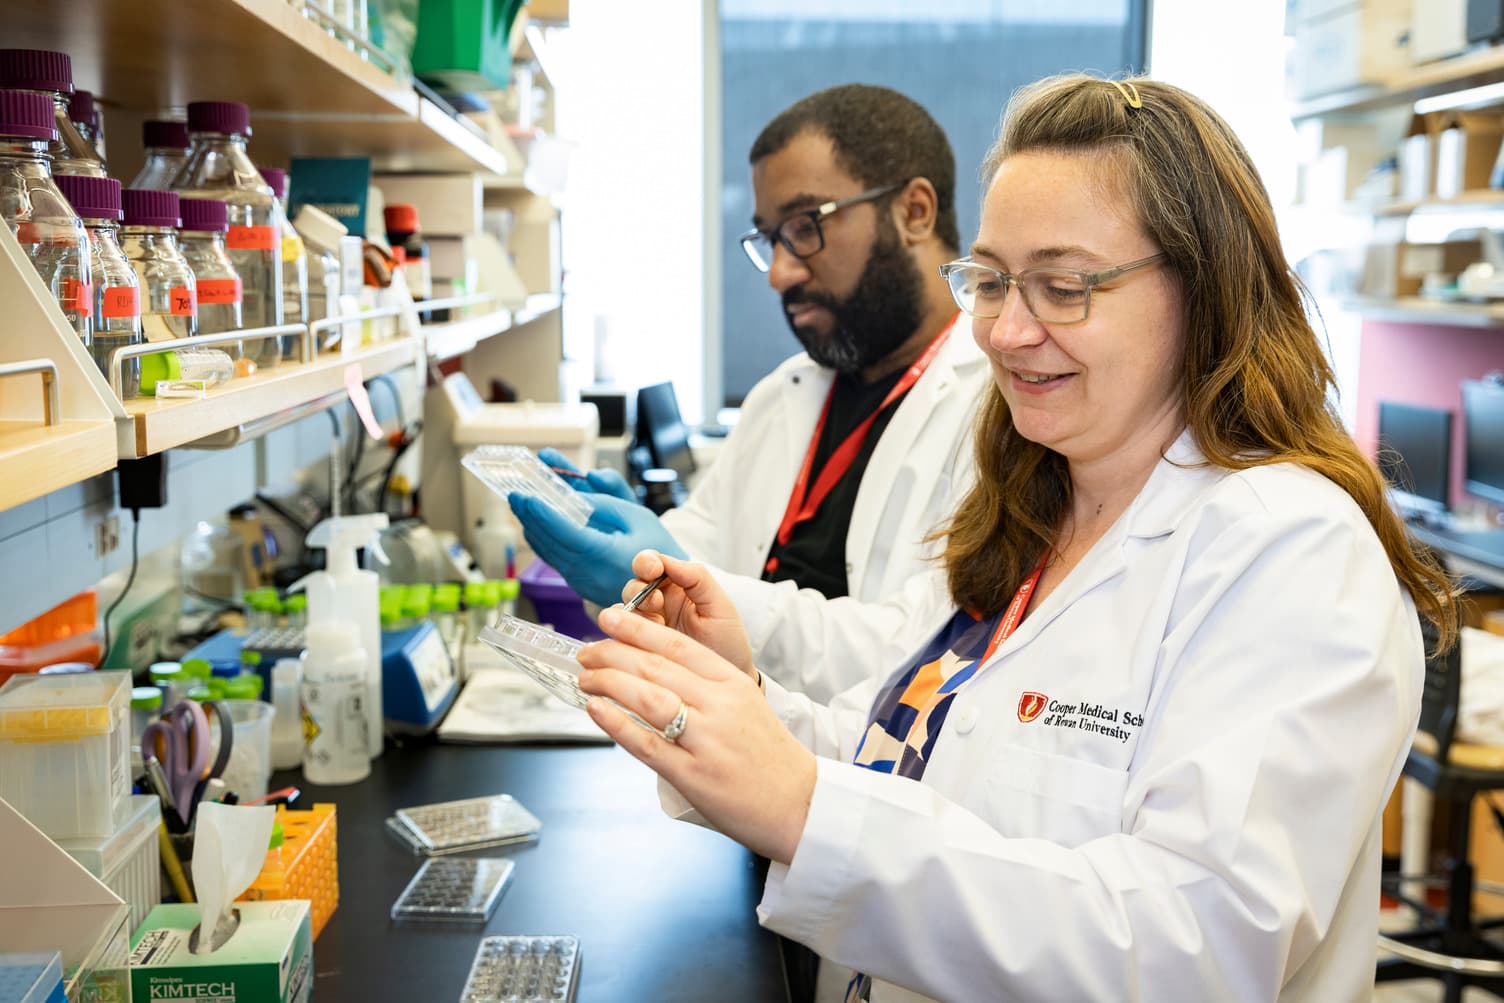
[
  {"xmin": 197, "ymin": 277, "xmax": 243, "ymax": 306},
  {"xmin": 226, "ymin": 225, "xmax": 277, "ymax": 252},
  {"xmin": 169, "ymin": 286, "xmax": 197, "ymax": 316},
  {"xmin": 61, "ymin": 277, "xmax": 92, "ymax": 313},
  {"xmin": 13, "ymin": 221, "xmax": 40, "ymax": 245},
  {"xmin": 391, "ymin": 246, "xmax": 407, "ymax": 267},
  {"xmin": 101, "ymin": 286, "xmax": 140, "ymax": 319}
]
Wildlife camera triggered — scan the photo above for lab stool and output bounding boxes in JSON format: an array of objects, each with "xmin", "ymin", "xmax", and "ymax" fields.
[{"xmin": 1376, "ymin": 633, "xmax": 1504, "ymax": 1002}]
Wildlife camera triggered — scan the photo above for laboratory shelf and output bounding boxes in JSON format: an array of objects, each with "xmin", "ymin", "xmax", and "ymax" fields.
[
  {"xmin": 120, "ymin": 336, "xmax": 421, "ymax": 457},
  {"xmin": 6, "ymin": 0, "xmax": 517, "ymax": 178},
  {"xmin": 1344, "ymin": 296, "xmax": 1504, "ymax": 328},
  {"xmin": 1291, "ymin": 45, "xmax": 1504, "ymax": 120},
  {"xmin": 0, "ymin": 421, "xmax": 117, "ymax": 511},
  {"xmin": 422, "ymin": 292, "xmax": 562, "ymax": 362}
]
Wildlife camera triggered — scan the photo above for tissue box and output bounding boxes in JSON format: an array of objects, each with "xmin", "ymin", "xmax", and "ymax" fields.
[{"xmin": 128, "ymin": 901, "xmax": 311, "ymax": 1003}]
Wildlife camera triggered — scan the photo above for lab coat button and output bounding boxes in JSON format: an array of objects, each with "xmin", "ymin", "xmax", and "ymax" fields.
[{"xmin": 954, "ymin": 707, "xmax": 978, "ymax": 734}]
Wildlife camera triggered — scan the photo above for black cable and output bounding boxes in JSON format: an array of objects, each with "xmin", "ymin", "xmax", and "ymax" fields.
[
  {"xmin": 99, "ymin": 509, "xmax": 141, "ymax": 669},
  {"xmin": 346, "ymin": 411, "xmax": 366, "ymax": 513},
  {"xmin": 254, "ymin": 491, "xmax": 311, "ymax": 537},
  {"xmin": 376, "ymin": 422, "xmax": 422, "ymax": 517},
  {"xmin": 326, "ymin": 407, "xmax": 344, "ymax": 517}
]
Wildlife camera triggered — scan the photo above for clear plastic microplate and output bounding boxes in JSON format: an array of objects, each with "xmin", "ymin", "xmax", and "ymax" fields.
[
  {"xmin": 392, "ymin": 794, "xmax": 542, "ymax": 855},
  {"xmin": 461, "ymin": 446, "xmax": 593, "ymax": 528},
  {"xmin": 476, "ymin": 619, "xmax": 661, "ymax": 735},
  {"xmin": 390, "ymin": 857, "xmax": 514, "ymax": 924},
  {"xmin": 461, "ymin": 935, "xmax": 581, "ymax": 1003}
]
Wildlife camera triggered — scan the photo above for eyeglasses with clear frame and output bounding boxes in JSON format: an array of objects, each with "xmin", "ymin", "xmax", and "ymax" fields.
[
  {"xmin": 938, "ymin": 252, "xmax": 1168, "ymax": 325},
  {"xmin": 739, "ymin": 182, "xmax": 906, "ymax": 272}
]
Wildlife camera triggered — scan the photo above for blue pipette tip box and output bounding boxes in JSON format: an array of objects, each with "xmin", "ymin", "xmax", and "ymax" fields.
[{"xmin": 0, "ymin": 952, "xmax": 65, "ymax": 1003}]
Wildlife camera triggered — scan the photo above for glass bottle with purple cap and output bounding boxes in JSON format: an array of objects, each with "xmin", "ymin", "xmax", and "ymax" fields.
[
  {"xmin": 0, "ymin": 89, "xmax": 92, "ymax": 346},
  {"xmin": 53, "ymin": 174, "xmax": 143, "ymax": 398},
  {"xmin": 121, "ymin": 188, "xmax": 197, "ymax": 342},
  {"xmin": 131, "ymin": 120, "xmax": 189, "ymax": 191},
  {"xmin": 0, "ymin": 49, "xmax": 104, "ymax": 177},
  {"xmin": 261, "ymin": 167, "xmax": 308, "ymax": 330},
  {"xmin": 172, "ymin": 101, "xmax": 285, "ymax": 364},
  {"xmin": 179, "ymin": 197, "xmax": 244, "ymax": 348}
]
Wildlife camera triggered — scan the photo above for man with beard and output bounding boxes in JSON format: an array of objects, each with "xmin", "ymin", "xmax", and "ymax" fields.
[{"xmin": 510, "ymin": 84, "xmax": 986, "ymax": 700}]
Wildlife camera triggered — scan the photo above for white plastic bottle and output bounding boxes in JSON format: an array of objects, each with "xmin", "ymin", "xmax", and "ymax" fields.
[
  {"xmin": 300, "ymin": 621, "xmax": 370, "ymax": 785},
  {"xmin": 301, "ymin": 514, "xmax": 388, "ymax": 758}
]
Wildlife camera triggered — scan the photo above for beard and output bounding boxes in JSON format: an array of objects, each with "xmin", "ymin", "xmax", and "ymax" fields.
[{"xmin": 781, "ymin": 218, "xmax": 924, "ymax": 376}]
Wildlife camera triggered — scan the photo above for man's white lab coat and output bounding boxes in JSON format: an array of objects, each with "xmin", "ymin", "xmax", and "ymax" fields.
[{"xmin": 665, "ymin": 326, "xmax": 988, "ymax": 701}]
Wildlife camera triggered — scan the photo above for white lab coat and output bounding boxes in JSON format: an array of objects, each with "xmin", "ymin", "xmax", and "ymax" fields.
[
  {"xmin": 750, "ymin": 433, "xmax": 1423, "ymax": 1003},
  {"xmin": 663, "ymin": 325, "xmax": 988, "ymax": 701}
]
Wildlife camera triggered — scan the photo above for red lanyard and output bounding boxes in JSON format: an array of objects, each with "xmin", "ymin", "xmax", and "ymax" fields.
[
  {"xmin": 978, "ymin": 550, "xmax": 1050, "ymax": 665},
  {"xmin": 771, "ymin": 315, "xmax": 958, "ymax": 552}
]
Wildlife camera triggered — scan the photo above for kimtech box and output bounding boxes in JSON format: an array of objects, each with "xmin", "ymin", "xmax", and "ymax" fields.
[{"xmin": 128, "ymin": 900, "xmax": 311, "ymax": 1003}]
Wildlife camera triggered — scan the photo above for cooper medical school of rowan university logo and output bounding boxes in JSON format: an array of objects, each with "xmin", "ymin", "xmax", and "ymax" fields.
[{"xmin": 1018, "ymin": 691, "xmax": 1048, "ymax": 723}]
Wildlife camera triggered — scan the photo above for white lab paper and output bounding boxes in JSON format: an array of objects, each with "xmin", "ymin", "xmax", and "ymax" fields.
[{"xmin": 190, "ymin": 802, "xmax": 275, "ymax": 954}]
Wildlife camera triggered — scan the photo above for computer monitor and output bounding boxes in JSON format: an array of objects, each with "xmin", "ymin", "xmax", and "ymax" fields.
[
  {"xmin": 1464, "ymin": 379, "xmax": 1504, "ymax": 506},
  {"xmin": 1377, "ymin": 400, "xmax": 1452, "ymax": 516},
  {"xmin": 635, "ymin": 382, "xmax": 696, "ymax": 483}
]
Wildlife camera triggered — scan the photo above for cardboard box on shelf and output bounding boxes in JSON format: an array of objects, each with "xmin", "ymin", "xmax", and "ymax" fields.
[
  {"xmin": 1435, "ymin": 110, "xmax": 1504, "ymax": 198},
  {"xmin": 1291, "ymin": 0, "xmax": 1413, "ymax": 99},
  {"xmin": 1411, "ymin": 0, "xmax": 1469, "ymax": 63},
  {"xmin": 373, "ymin": 174, "xmax": 484, "ymax": 236},
  {"xmin": 1362, "ymin": 237, "xmax": 1482, "ymax": 297}
]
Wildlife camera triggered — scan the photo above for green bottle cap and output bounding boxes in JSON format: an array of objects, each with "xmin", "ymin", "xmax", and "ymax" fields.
[
  {"xmin": 269, "ymin": 821, "xmax": 285, "ymax": 850},
  {"xmin": 433, "ymin": 591, "xmax": 460, "ymax": 614},
  {"xmin": 240, "ymin": 649, "xmax": 263, "ymax": 666},
  {"xmin": 186, "ymin": 685, "xmax": 213, "ymax": 703},
  {"xmin": 482, "ymin": 581, "xmax": 502, "ymax": 606},
  {"xmin": 131, "ymin": 686, "xmax": 163, "ymax": 711},
  {"xmin": 149, "ymin": 663, "xmax": 182, "ymax": 684},
  {"xmin": 139, "ymin": 350, "xmax": 182, "ymax": 395},
  {"xmin": 285, "ymin": 594, "xmax": 307, "ymax": 614},
  {"xmin": 463, "ymin": 582, "xmax": 489, "ymax": 608},
  {"xmin": 224, "ymin": 676, "xmax": 264, "ymax": 700},
  {"xmin": 402, "ymin": 593, "xmax": 431, "ymax": 618},
  {"xmin": 181, "ymin": 658, "xmax": 213, "ymax": 680},
  {"xmin": 496, "ymin": 578, "xmax": 520, "ymax": 601}
]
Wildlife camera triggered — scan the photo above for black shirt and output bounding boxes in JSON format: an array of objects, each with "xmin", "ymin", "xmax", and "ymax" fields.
[{"xmin": 760, "ymin": 368, "xmax": 910, "ymax": 598}]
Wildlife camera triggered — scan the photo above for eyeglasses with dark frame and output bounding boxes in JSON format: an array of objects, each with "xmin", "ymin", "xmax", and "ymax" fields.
[
  {"xmin": 739, "ymin": 182, "xmax": 906, "ymax": 272},
  {"xmin": 938, "ymin": 253, "xmax": 1168, "ymax": 325}
]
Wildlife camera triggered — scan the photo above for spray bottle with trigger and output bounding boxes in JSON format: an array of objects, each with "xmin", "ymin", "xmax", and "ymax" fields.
[{"xmin": 292, "ymin": 513, "xmax": 389, "ymax": 759}]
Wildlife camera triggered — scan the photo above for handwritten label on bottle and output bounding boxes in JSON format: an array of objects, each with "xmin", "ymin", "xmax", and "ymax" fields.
[
  {"xmin": 197, "ymin": 277, "xmax": 243, "ymax": 306},
  {"xmin": 169, "ymin": 286, "xmax": 196, "ymax": 316},
  {"xmin": 101, "ymin": 286, "xmax": 140, "ymax": 319},
  {"xmin": 227, "ymin": 225, "xmax": 278, "ymax": 252}
]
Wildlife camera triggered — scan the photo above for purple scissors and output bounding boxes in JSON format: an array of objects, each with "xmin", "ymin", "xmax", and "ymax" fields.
[{"xmin": 142, "ymin": 700, "xmax": 210, "ymax": 826}]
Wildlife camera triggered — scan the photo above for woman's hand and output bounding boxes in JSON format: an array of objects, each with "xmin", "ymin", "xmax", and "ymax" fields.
[
  {"xmin": 618, "ymin": 551, "xmax": 755, "ymax": 677},
  {"xmin": 578, "ymin": 607, "xmax": 816, "ymax": 865}
]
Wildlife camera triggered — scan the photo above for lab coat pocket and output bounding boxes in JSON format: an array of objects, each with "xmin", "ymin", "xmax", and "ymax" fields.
[{"xmin": 983, "ymin": 744, "xmax": 1129, "ymax": 848}]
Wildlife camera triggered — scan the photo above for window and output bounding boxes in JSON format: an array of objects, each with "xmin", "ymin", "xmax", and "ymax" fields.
[{"xmin": 717, "ymin": 1, "xmax": 1148, "ymax": 406}]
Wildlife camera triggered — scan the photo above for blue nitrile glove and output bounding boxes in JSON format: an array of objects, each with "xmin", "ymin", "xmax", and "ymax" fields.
[
  {"xmin": 508, "ymin": 490, "xmax": 688, "ymax": 607},
  {"xmin": 538, "ymin": 447, "xmax": 635, "ymax": 502}
]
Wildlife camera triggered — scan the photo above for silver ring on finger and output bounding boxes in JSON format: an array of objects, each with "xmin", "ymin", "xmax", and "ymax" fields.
[{"xmin": 662, "ymin": 700, "xmax": 689, "ymax": 742}]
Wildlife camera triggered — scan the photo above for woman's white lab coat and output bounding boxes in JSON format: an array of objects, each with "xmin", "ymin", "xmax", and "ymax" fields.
[
  {"xmin": 753, "ymin": 435, "xmax": 1424, "ymax": 1003},
  {"xmin": 663, "ymin": 327, "xmax": 988, "ymax": 701}
]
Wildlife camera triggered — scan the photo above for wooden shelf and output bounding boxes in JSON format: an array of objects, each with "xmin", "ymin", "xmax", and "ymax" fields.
[
  {"xmin": 8, "ymin": 0, "xmax": 514, "ymax": 176},
  {"xmin": 0, "ymin": 421, "xmax": 117, "ymax": 510},
  {"xmin": 1346, "ymin": 296, "xmax": 1504, "ymax": 327},
  {"xmin": 1292, "ymin": 45, "xmax": 1504, "ymax": 120},
  {"xmin": 423, "ymin": 293, "xmax": 562, "ymax": 362},
  {"xmin": 1371, "ymin": 191, "xmax": 1504, "ymax": 216},
  {"xmin": 121, "ymin": 336, "xmax": 420, "ymax": 457}
]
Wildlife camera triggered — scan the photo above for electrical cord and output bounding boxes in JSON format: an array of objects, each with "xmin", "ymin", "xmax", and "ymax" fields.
[
  {"xmin": 99, "ymin": 509, "xmax": 141, "ymax": 669},
  {"xmin": 376, "ymin": 422, "xmax": 422, "ymax": 517}
]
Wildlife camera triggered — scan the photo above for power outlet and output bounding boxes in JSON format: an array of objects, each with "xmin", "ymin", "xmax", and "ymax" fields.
[{"xmin": 95, "ymin": 514, "xmax": 120, "ymax": 558}]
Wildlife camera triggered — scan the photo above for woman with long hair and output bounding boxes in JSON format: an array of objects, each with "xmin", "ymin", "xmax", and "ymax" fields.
[{"xmin": 573, "ymin": 74, "xmax": 1457, "ymax": 1001}]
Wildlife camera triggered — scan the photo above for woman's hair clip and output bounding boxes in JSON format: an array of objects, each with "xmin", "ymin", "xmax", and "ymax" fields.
[{"xmin": 1108, "ymin": 79, "xmax": 1144, "ymax": 110}]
